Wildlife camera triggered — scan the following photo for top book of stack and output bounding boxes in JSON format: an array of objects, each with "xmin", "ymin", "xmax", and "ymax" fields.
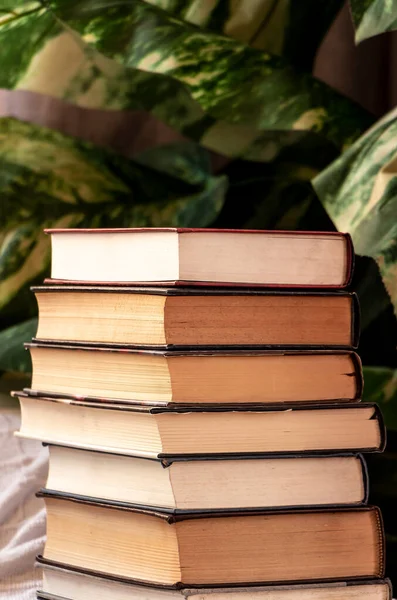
[{"xmin": 45, "ymin": 228, "xmax": 353, "ymax": 288}]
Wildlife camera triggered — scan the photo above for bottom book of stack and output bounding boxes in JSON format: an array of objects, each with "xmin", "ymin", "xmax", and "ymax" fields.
[{"xmin": 38, "ymin": 562, "xmax": 391, "ymax": 600}]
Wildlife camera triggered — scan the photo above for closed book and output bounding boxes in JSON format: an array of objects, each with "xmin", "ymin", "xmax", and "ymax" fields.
[
  {"xmin": 45, "ymin": 445, "xmax": 368, "ymax": 511},
  {"xmin": 14, "ymin": 392, "xmax": 385, "ymax": 457},
  {"xmin": 37, "ymin": 493, "xmax": 384, "ymax": 587},
  {"xmin": 32, "ymin": 287, "xmax": 359, "ymax": 349},
  {"xmin": 25, "ymin": 344, "xmax": 362, "ymax": 406},
  {"xmin": 38, "ymin": 562, "xmax": 392, "ymax": 600},
  {"xmin": 45, "ymin": 228, "xmax": 353, "ymax": 288}
]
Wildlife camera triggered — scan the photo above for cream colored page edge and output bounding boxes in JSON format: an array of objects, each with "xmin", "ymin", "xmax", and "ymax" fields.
[
  {"xmin": 51, "ymin": 231, "xmax": 180, "ymax": 281},
  {"xmin": 178, "ymin": 232, "xmax": 346, "ymax": 285}
]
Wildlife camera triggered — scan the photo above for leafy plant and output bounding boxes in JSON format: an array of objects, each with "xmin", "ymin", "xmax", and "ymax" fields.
[
  {"xmin": 0, "ymin": 1, "xmax": 373, "ymax": 159},
  {"xmin": 313, "ymin": 107, "xmax": 397, "ymax": 314}
]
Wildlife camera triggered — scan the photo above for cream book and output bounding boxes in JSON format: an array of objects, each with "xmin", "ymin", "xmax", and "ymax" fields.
[
  {"xmin": 45, "ymin": 228, "xmax": 353, "ymax": 287},
  {"xmin": 14, "ymin": 393, "xmax": 385, "ymax": 457},
  {"xmin": 38, "ymin": 562, "xmax": 392, "ymax": 600},
  {"xmin": 45, "ymin": 445, "xmax": 368, "ymax": 511}
]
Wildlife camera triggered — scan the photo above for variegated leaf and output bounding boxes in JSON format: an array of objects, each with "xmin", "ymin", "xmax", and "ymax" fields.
[
  {"xmin": 53, "ymin": 0, "xmax": 371, "ymax": 150},
  {"xmin": 0, "ymin": 1, "xmax": 372, "ymax": 162},
  {"xmin": 0, "ymin": 1, "xmax": 207, "ymax": 135},
  {"xmin": 0, "ymin": 118, "xmax": 226, "ymax": 320},
  {"xmin": 350, "ymin": 0, "xmax": 397, "ymax": 43},
  {"xmin": 142, "ymin": 0, "xmax": 344, "ymax": 69},
  {"xmin": 313, "ymin": 107, "xmax": 397, "ymax": 315}
]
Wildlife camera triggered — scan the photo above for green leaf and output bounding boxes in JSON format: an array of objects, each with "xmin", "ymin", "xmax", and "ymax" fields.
[
  {"xmin": 363, "ymin": 366, "xmax": 397, "ymax": 430},
  {"xmin": 135, "ymin": 141, "xmax": 212, "ymax": 185},
  {"xmin": 350, "ymin": 0, "xmax": 397, "ymax": 43},
  {"xmin": 52, "ymin": 0, "xmax": 372, "ymax": 150},
  {"xmin": 0, "ymin": 1, "xmax": 372, "ymax": 161},
  {"xmin": 0, "ymin": 1, "xmax": 53, "ymax": 89},
  {"xmin": 141, "ymin": 0, "xmax": 344, "ymax": 70},
  {"xmin": 0, "ymin": 317, "xmax": 37, "ymax": 373},
  {"xmin": 0, "ymin": 1, "xmax": 207, "ymax": 134},
  {"xmin": 313, "ymin": 107, "xmax": 397, "ymax": 316},
  {"xmin": 0, "ymin": 117, "xmax": 226, "ymax": 320}
]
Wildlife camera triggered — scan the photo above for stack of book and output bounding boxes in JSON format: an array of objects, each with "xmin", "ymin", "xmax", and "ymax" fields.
[{"xmin": 14, "ymin": 228, "xmax": 391, "ymax": 600}]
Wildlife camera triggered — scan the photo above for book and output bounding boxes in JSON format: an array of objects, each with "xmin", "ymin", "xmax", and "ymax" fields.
[
  {"xmin": 25, "ymin": 344, "xmax": 362, "ymax": 405},
  {"xmin": 38, "ymin": 561, "xmax": 392, "ymax": 600},
  {"xmin": 45, "ymin": 445, "xmax": 368, "ymax": 511},
  {"xmin": 32, "ymin": 287, "xmax": 359, "ymax": 349},
  {"xmin": 14, "ymin": 393, "xmax": 385, "ymax": 457},
  {"xmin": 37, "ymin": 493, "xmax": 384, "ymax": 586},
  {"xmin": 45, "ymin": 228, "xmax": 353, "ymax": 288}
]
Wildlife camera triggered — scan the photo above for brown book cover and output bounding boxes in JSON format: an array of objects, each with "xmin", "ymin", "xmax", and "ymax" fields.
[
  {"xmin": 32, "ymin": 287, "xmax": 360, "ymax": 350},
  {"xmin": 36, "ymin": 492, "xmax": 385, "ymax": 588}
]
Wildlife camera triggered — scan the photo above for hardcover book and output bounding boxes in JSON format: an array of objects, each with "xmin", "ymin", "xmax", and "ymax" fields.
[
  {"xmin": 32, "ymin": 287, "xmax": 359, "ymax": 349},
  {"xmin": 44, "ymin": 445, "xmax": 368, "ymax": 511},
  {"xmin": 38, "ymin": 561, "xmax": 392, "ymax": 600},
  {"xmin": 14, "ymin": 392, "xmax": 385, "ymax": 457},
  {"xmin": 45, "ymin": 228, "xmax": 353, "ymax": 288},
  {"xmin": 37, "ymin": 493, "xmax": 385, "ymax": 587},
  {"xmin": 25, "ymin": 344, "xmax": 362, "ymax": 405}
]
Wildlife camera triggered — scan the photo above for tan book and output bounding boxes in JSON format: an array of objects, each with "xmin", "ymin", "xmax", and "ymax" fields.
[
  {"xmin": 38, "ymin": 562, "xmax": 392, "ymax": 600},
  {"xmin": 38, "ymin": 493, "xmax": 384, "ymax": 587},
  {"xmin": 45, "ymin": 445, "xmax": 368, "ymax": 511},
  {"xmin": 14, "ymin": 392, "xmax": 385, "ymax": 458},
  {"xmin": 45, "ymin": 228, "xmax": 353, "ymax": 288},
  {"xmin": 25, "ymin": 344, "xmax": 362, "ymax": 405},
  {"xmin": 32, "ymin": 287, "xmax": 358, "ymax": 348}
]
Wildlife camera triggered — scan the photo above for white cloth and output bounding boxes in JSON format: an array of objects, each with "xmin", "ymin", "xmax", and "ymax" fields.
[{"xmin": 0, "ymin": 405, "xmax": 48, "ymax": 598}]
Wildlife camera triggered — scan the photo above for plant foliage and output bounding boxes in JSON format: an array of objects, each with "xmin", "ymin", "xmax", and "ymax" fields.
[
  {"xmin": 350, "ymin": 0, "xmax": 397, "ymax": 43},
  {"xmin": 313, "ymin": 107, "xmax": 397, "ymax": 314},
  {"xmin": 0, "ymin": 0, "xmax": 372, "ymax": 162}
]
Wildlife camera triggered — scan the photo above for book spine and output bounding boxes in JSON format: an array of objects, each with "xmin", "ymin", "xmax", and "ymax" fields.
[
  {"xmin": 386, "ymin": 578, "xmax": 393, "ymax": 600},
  {"xmin": 374, "ymin": 405, "xmax": 387, "ymax": 453},
  {"xmin": 344, "ymin": 233, "xmax": 355, "ymax": 288},
  {"xmin": 374, "ymin": 506, "xmax": 386, "ymax": 578},
  {"xmin": 351, "ymin": 352, "xmax": 363, "ymax": 401},
  {"xmin": 351, "ymin": 293, "xmax": 360, "ymax": 349},
  {"xmin": 358, "ymin": 454, "xmax": 369, "ymax": 504}
]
